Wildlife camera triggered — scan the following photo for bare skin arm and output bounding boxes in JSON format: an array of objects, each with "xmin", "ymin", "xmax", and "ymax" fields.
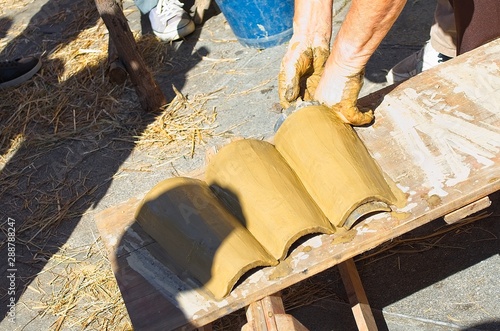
[
  {"xmin": 315, "ymin": 0, "xmax": 407, "ymax": 108},
  {"xmin": 279, "ymin": 0, "xmax": 406, "ymax": 125}
]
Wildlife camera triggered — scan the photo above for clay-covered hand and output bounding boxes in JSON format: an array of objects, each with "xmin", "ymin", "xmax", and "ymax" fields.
[
  {"xmin": 311, "ymin": 0, "xmax": 406, "ymax": 126},
  {"xmin": 315, "ymin": 67, "xmax": 374, "ymax": 126},
  {"xmin": 278, "ymin": 41, "xmax": 330, "ymax": 109}
]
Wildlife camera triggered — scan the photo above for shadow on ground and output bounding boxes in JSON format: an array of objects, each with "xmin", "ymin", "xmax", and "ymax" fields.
[{"xmin": 0, "ymin": 0, "xmax": 212, "ymax": 327}]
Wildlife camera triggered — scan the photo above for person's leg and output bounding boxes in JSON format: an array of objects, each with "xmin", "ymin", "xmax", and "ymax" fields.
[
  {"xmin": 135, "ymin": 0, "xmax": 195, "ymax": 41},
  {"xmin": 387, "ymin": 0, "xmax": 456, "ymax": 83},
  {"xmin": 430, "ymin": 0, "xmax": 456, "ymax": 58},
  {"xmin": 148, "ymin": 0, "xmax": 195, "ymax": 41},
  {"xmin": 450, "ymin": 0, "xmax": 500, "ymax": 55},
  {"xmin": 135, "ymin": 0, "xmax": 159, "ymax": 14}
]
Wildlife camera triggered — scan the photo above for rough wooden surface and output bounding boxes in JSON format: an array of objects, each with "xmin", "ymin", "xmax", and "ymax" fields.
[
  {"xmin": 444, "ymin": 196, "xmax": 492, "ymax": 224},
  {"xmin": 242, "ymin": 294, "xmax": 309, "ymax": 331},
  {"xmin": 94, "ymin": 38, "xmax": 500, "ymax": 330},
  {"xmin": 95, "ymin": 0, "xmax": 166, "ymax": 111}
]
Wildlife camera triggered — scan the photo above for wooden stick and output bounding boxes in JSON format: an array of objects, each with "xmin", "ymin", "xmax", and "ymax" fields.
[
  {"xmin": 107, "ymin": 37, "xmax": 128, "ymax": 84},
  {"xmin": 193, "ymin": 0, "xmax": 212, "ymax": 24},
  {"xmin": 105, "ymin": 0, "xmax": 128, "ymax": 84},
  {"xmin": 444, "ymin": 196, "xmax": 491, "ymax": 224},
  {"xmin": 338, "ymin": 258, "xmax": 378, "ymax": 331},
  {"xmin": 95, "ymin": 0, "xmax": 166, "ymax": 111}
]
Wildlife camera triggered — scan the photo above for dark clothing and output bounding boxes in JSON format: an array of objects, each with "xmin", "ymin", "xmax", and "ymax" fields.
[{"xmin": 450, "ymin": 0, "xmax": 500, "ymax": 54}]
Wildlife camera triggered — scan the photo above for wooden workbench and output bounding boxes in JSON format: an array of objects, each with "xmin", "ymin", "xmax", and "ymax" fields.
[{"xmin": 95, "ymin": 38, "xmax": 500, "ymax": 330}]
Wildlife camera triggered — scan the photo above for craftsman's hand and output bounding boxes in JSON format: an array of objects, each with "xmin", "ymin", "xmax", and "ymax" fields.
[
  {"xmin": 312, "ymin": 0, "xmax": 406, "ymax": 126},
  {"xmin": 278, "ymin": 39, "xmax": 330, "ymax": 109},
  {"xmin": 278, "ymin": 0, "xmax": 333, "ymax": 109},
  {"xmin": 314, "ymin": 63, "xmax": 374, "ymax": 126}
]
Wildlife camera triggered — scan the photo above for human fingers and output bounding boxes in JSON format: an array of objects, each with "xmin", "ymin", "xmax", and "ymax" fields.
[{"xmin": 278, "ymin": 44, "xmax": 314, "ymax": 109}]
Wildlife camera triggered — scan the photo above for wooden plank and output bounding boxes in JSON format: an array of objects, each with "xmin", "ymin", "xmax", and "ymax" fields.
[
  {"xmin": 338, "ymin": 259, "xmax": 378, "ymax": 331},
  {"xmin": 95, "ymin": 38, "xmax": 500, "ymax": 330},
  {"xmin": 273, "ymin": 315, "xmax": 309, "ymax": 331},
  {"xmin": 244, "ymin": 300, "xmax": 268, "ymax": 331},
  {"xmin": 260, "ymin": 295, "xmax": 285, "ymax": 331},
  {"xmin": 242, "ymin": 294, "xmax": 309, "ymax": 331},
  {"xmin": 444, "ymin": 196, "xmax": 492, "ymax": 224}
]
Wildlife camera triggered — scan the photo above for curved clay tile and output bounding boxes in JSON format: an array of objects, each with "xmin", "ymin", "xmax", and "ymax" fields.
[
  {"xmin": 205, "ymin": 139, "xmax": 335, "ymax": 261},
  {"xmin": 274, "ymin": 105, "xmax": 405, "ymax": 229},
  {"xmin": 135, "ymin": 177, "xmax": 276, "ymax": 300}
]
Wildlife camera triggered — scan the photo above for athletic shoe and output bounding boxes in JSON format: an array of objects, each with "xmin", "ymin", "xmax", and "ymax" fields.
[
  {"xmin": 386, "ymin": 41, "xmax": 452, "ymax": 83},
  {"xmin": 149, "ymin": 0, "xmax": 195, "ymax": 41},
  {"xmin": 0, "ymin": 56, "xmax": 41, "ymax": 88}
]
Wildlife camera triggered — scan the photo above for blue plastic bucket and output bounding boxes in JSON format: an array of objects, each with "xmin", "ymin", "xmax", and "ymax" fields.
[{"xmin": 214, "ymin": 0, "xmax": 294, "ymax": 49}]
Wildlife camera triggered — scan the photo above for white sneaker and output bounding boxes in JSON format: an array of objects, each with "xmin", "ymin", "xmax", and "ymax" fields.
[
  {"xmin": 386, "ymin": 41, "xmax": 452, "ymax": 83},
  {"xmin": 149, "ymin": 0, "xmax": 195, "ymax": 41}
]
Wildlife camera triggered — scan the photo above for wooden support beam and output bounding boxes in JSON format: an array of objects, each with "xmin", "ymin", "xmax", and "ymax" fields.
[
  {"xmin": 95, "ymin": 0, "xmax": 167, "ymax": 111},
  {"xmin": 444, "ymin": 196, "xmax": 491, "ymax": 224},
  {"xmin": 242, "ymin": 294, "xmax": 309, "ymax": 331},
  {"xmin": 193, "ymin": 0, "xmax": 212, "ymax": 24},
  {"xmin": 338, "ymin": 258, "xmax": 378, "ymax": 331},
  {"xmin": 105, "ymin": 0, "xmax": 128, "ymax": 84}
]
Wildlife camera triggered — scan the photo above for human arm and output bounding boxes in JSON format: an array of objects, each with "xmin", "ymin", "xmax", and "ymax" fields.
[
  {"xmin": 314, "ymin": 0, "xmax": 406, "ymax": 124},
  {"xmin": 278, "ymin": 0, "xmax": 406, "ymax": 125},
  {"xmin": 278, "ymin": 0, "xmax": 333, "ymax": 109}
]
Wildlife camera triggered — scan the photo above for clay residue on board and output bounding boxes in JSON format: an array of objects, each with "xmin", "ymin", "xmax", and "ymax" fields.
[
  {"xmin": 426, "ymin": 194, "xmax": 442, "ymax": 208},
  {"xmin": 378, "ymin": 50, "xmax": 500, "ymax": 197},
  {"xmin": 390, "ymin": 211, "xmax": 412, "ymax": 221},
  {"xmin": 268, "ymin": 260, "xmax": 293, "ymax": 280},
  {"xmin": 331, "ymin": 230, "xmax": 356, "ymax": 245}
]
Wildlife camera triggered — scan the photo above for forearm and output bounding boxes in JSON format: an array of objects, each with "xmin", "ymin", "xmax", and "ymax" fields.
[
  {"xmin": 329, "ymin": 0, "xmax": 407, "ymax": 71},
  {"xmin": 313, "ymin": 0, "xmax": 406, "ymax": 115},
  {"xmin": 292, "ymin": 0, "xmax": 333, "ymax": 46}
]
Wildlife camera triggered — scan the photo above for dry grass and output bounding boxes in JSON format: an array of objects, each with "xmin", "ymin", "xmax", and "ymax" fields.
[
  {"xmin": 0, "ymin": 0, "xmax": 221, "ymax": 248},
  {"xmin": 1, "ymin": 25, "xmax": 132, "ymax": 160},
  {"xmin": 0, "ymin": 0, "xmax": 223, "ymax": 329},
  {"xmin": 0, "ymin": 1, "xmax": 219, "ymax": 161},
  {"xmin": 32, "ymin": 240, "xmax": 132, "ymax": 331},
  {"xmin": 138, "ymin": 85, "xmax": 219, "ymax": 158}
]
